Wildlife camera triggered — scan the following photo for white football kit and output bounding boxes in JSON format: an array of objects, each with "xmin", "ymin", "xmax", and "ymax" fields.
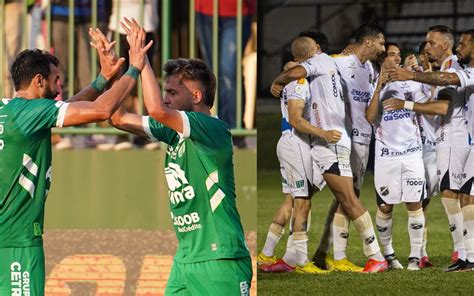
[
  {"xmin": 277, "ymin": 79, "xmax": 324, "ymax": 197},
  {"xmin": 372, "ymin": 80, "xmax": 426, "ymax": 205},
  {"xmin": 332, "ymin": 54, "xmax": 376, "ymax": 191},
  {"xmin": 435, "ymin": 56, "xmax": 470, "ymax": 191},
  {"xmin": 300, "ymin": 53, "xmax": 352, "ymax": 177},
  {"xmin": 455, "ymin": 66, "xmax": 474, "ymax": 195}
]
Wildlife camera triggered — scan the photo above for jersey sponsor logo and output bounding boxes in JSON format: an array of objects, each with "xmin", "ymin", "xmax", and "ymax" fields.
[
  {"xmin": 330, "ymin": 71, "xmax": 340, "ymax": 98},
  {"xmin": 165, "ymin": 163, "xmax": 195, "ymax": 205},
  {"xmin": 10, "ymin": 262, "xmax": 30, "ymax": 296},
  {"xmin": 380, "ymin": 146, "xmax": 422, "ymax": 157},
  {"xmin": 350, "ymin": 89, "xmax": 371, "ymax": 103},
  {"xmin": 171, "ymin": 212, "xmax": 202, "ymax": 233},
  {"xmin": 383, "ymin": 109, "xmax": 411, "ymax": 121},
  {"xmin": 0, "ymin": 118, "xmax": 4, "ymax": 150}
]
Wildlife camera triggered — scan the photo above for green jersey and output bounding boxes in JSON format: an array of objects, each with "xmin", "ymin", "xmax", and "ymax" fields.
[
  {"xmin": 143, "ymin": 111, "xmax": 250, "ymax": 263},
  {"xmin": 0, "ymin": 98, "xmax": 68, "ymax": 248}
]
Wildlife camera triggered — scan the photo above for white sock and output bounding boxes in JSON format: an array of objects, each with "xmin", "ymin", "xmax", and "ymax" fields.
[
  {"xmin": 333, "ymin": 213, "xmax": 350, "ymax": 260},
  {"xmin": 462, "ymin": 204, "xmax": 474, "ymax": 262},
  {"xmin": 421, "ymin": 226, "xmax": 428, "ymax": 257},
  {"xmin": 282, "ymin": 234, "xmax": 296, "ymax": 266},
  {"xmin": 442, "ymin": 197, "xmax": 466, "ymax": 260},
  {"xmin": 353, "ymin": 211, "xmax": 384, "ymax": 261},
  {"xmin": 408, "ymin": 209, "xmax": 425, "ymax": 259},
  {"xmin": 292, "ymin": 231, "xmax": 309, "ymax": 266},
  {"xmin": 376, "ymin": 209, "xmax": 394, "ymax": 256},
  {"xmin": 262, "ymin": 223, "xmax": 285, "ymax": 256}
]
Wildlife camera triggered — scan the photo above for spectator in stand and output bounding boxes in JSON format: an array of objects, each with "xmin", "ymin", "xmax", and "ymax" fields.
[{"xmin": 195, "ymin": 0, "xmax": 256, "ymax": 148}]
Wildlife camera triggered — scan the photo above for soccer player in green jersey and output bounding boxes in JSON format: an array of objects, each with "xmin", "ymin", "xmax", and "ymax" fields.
[
  {"xmin": 0, "ymin": 28, "xmax": 152, "ymax": 294},
  {"xmin": 109, "ymin": 18, "xmax": 252, "ymax": 295}
]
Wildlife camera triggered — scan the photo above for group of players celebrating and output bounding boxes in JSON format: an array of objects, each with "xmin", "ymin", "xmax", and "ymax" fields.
[{"xmin": 258, "ymin": 23, "xmax": 474, "ymax": 274}]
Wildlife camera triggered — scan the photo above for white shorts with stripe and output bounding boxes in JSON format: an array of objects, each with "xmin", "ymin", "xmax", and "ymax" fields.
[
  {"xmin": 437, "ymin": 146, "xmax": 470, "ymax": 191},
  {"xmin": 277, "ymin": 133, "xmax": 324, "ymax": 197},
  {"xmin": 311, "ymin": 144, "xmax": 352, "ymax": 178},
  {"xmin": 375, "ymin": 156, "xmax": 426, "ymax": 206}
]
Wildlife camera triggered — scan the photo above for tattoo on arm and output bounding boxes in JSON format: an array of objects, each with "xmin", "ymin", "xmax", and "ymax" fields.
[{"xmin": 414, "ymin": 71, "xmax": 460, "ymax": 86}]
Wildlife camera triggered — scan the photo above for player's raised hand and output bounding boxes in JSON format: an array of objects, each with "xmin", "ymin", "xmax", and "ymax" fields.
[
  {"xmin": 120, "ymin": 17, "xmax": 153, "ymax": 71},
  {"xmin": 323, "ymin": 129, "xmax": 342, "ymax": 143},
  {"xmin": 403, "ymin": 54, "xmax": 420, "ymax": 72},
  {"xmin": 382, "ymin": 98, "xmax": 405, "ymax": 112},
  {"xmin": 89, "ymin": 28, "xmax": 125, "ymax": 80}
]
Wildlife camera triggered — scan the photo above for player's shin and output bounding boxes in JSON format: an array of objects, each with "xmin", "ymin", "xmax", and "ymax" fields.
[
  {"xmin": 408, "ymin": 208, "xmax": 425, "ymax": 259},
  {"xmin": 376, "ymin": 209, "xmax": 394, "ymax": 256},
  {"xmin": 292, "ymin": 231, "xmax": 310, "ymax": 266},
  {"xmin": 442, "ymin": 197, "xmax": 467, "ymax": 260},
  {"xmin": 333, "ymin": 213, "xmax": 350, "ymax": 260},
  {"xmin": 262, "ymin": 223, "xmax": 285, "ymax": 257},
  {"xmin": 462, "ymin": 204, "xmax": 474, "ymax": 262},
  {"xmin": 353, "ymin": 211, "xmax": 384, "ymax": 261}
]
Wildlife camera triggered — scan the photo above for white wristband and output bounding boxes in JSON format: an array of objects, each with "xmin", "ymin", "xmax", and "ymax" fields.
[{"xmin": 404, "ymin": 101, "xmax": 414, "ymax": 111}]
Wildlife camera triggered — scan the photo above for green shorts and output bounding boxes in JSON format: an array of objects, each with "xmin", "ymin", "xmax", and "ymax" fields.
[
  {"xmin": 0, "ymin": 246, "xmax": 45, "ymax": 296},
  {"xmin": 165, "ymin": 257, "xmax": 252, "ymax": 296}
]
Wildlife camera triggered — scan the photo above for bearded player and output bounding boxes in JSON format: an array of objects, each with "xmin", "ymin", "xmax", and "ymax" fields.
[{"xmin": 0, "ymin": 27, "xmax": 151, "ymax": 294}]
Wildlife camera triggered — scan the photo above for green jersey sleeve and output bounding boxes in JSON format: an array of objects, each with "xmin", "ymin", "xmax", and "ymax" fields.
[
  {"xmin": 14, "ymin": 99, "xmax": 69, "ymax": 137},
  {"xmin": 181, "ymin": 111, "xmax": 231, "ymax": 148},
  {"xmin": 142, "ymin": 115, "xmax": 178, "ymax": 145}
]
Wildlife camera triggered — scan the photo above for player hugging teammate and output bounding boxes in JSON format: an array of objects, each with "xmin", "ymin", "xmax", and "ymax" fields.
[{"xmin": 258, "ymin": 23, "xmax": 474, "ymax": 273}]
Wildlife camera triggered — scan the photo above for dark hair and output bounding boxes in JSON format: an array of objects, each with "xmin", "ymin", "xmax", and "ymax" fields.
[
  {"xmin": 462, "ymin": 29, "xmax": 474, "ymax": 42},
  {"xmin": 164, "ymin": 58, "xmax": 217, "ymax": 108},
  {"xmin": 385, "ymin": 41, "xmax": 400, "ymax": 51},
  {"xmin": 354, "ymin": 23, "xmax": 384, "ymax": 43},
  {"xmin": 418, "ymin": 41, "xmax": 428, "ymax": 54},
  {"xmin": 428, "ymin": 25, "xmax": 455, "ymax": 42},
  {"xmin": 11, "ymin": 49, "xmax": 59, "ymax": 91},
  {"xmin": 298, "ymin": 30, "xmax": 329, "ymax": 53}
]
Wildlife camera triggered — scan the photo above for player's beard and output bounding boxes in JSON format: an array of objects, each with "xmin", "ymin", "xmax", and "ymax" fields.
[
  {"xmin": 457, "ymin": 53, "xmax": 471, "ymax": 66},
  {"xmin": 43, "ymin": 88, "xmax": 58, "ymax": 100}
]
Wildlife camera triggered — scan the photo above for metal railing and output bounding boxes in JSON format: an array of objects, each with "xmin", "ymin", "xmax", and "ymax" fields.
[{"xmin": 0, "ymin": 0, "xmax": 256, "ymax": 137}]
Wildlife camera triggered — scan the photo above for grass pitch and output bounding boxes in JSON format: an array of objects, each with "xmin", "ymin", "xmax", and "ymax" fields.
[{"xmin": 257, "ymin": 170, "xmax": 474, "ymax": 295}]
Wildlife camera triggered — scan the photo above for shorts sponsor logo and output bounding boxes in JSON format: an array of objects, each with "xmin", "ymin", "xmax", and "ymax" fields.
[
  {"xmin": 451, "ymin": 172, "xmax": 467, "ymax": 180},
  {"xmin": 352, "ymin": 128, "xmax": 359, "ymax": 137},
  {"xmin": 380, "ymin": 146, "xmax": 422, "ymax": 157},
  {"xmin": 10, "ymin": 262, "xmax": 30, "ymax": 296},
  {"xmin": 380, "ymin": 186, "xmax": 389, "ymax": 196},
  {"xmin": 406, "ymin": 178, "xmax": 424, "ymax": 186},
  {"xmin": 340, "ymin": 231, "xmax": 349, "ymax": 239},
  {"xmin": 365, "ymin": 235, "xmax": 375, "ymax": 245},
  {"xmin": 240, "ymin": 281, "xmax": 250, "ymax": 296},
  {"xmin": 295, "ymin": 180, "xmax": 304, "ymax": 189},
  {"xmin": 377, "ymin": 225, "xmax": 388, "ymax": 232},
  {"xmin": 449, "ymin": 223, "xmax": 456, "ymax": 232},
  {"xmin": 171, "ymin": 212, "xmax": 202, "ymax": 233},
  {"xmin": 410, "ymin": 223, "xmax": 423, "ymax": 230}
]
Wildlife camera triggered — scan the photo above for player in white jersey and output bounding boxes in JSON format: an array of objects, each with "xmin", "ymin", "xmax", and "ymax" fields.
[
  {"xmin": 259, "ymin": 36, "xmax": 338, "ymax": 274},
  {"xmin": 366, "ymin": 43, "xmax": 426, "ymax": 271},
  {"xmin": 384, "ymin": 26, "xmax": 471, "ymax": 272},
  {"xmin": 270, "ymin": 32, "xmax": 389, "ymax": 273}
]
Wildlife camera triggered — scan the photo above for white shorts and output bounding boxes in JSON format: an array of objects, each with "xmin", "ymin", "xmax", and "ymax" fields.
[
  {"xmin": 437, "ymin": 146, "xmax": 470, "ymax": 191},
  {"xmin": 460, "ymin": 147, "xmax": 474, "ymax": 195},
  {"xmin": 277, "ymin": 133, "xmax": 324, "ymax": 197},
  {"xmin": 311, "ymin": 144, "xmax": 352, "ymax": 178},
  {"xmin": 423, "ymin": 149, "xmax": 439, "ymax": 198},
  {"xmin": 375, "ymin": 156, "xmax": 426, "ymax": 206},
  {"xmin": 351, "ymin": 142, "xmax": 370, "ymax": 192}
]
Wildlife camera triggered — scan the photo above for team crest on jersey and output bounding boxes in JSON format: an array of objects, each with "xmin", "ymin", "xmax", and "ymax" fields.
[
  {"xmin": 348, "ymin": 60, "xmax": 357, "ymax": 70},
  {"xmin": 167, "ymin": 138, "xmax": 185, "ymax": 160}
]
